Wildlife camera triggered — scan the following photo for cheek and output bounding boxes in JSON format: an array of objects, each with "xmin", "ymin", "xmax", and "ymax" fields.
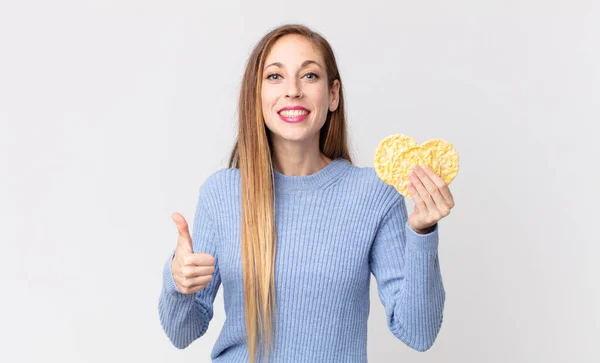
[
  {"xmin": 314, "ymin": 88, "xmax": 330, "ymax": 113},
  {"xmin": 261, "ymin": 88, "xmax": 279, "ymax": 112}
]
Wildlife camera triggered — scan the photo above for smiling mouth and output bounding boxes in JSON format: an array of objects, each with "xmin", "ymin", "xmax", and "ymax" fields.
[
  {"xmin": 278, "ymin": 109, "xmax": 311, "ymax": 123},
  {"xmin": 278, "ymin": 109, "xmax": 310, "ymax": 117}
]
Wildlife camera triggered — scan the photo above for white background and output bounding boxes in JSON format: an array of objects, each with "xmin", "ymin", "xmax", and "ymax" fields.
[{"xmin": 1, "ymin": 1, "xmax": 598, "ymax": 362}]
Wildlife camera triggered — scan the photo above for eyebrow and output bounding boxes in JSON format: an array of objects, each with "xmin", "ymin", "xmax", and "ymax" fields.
[{"xmin": 263, "ymin": 60, "xmax": 322, "ymax": 71}]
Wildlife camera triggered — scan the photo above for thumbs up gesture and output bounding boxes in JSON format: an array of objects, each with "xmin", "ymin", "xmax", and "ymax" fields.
[{"xmin": 171, "ymin": 212, "xmax": 215, "ymax": 294}]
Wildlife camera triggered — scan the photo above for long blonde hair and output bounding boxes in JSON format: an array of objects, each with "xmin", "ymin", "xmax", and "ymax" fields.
[{"xmin": 227, "ymin": 24, "xmax": 352, "ymax": 363}]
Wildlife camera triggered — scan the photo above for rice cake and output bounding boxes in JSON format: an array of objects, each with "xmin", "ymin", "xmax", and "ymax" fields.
[
  {"xmin": 374, "ymin": 134, "xmax": 459, "ymax": 198},
  {"xmin": 420, "ymin": 139, "xmax": 459, "ymax": 184},
  {"xmin": 373, "ymin": 134, "xmax": 418, "ymax": 184}
]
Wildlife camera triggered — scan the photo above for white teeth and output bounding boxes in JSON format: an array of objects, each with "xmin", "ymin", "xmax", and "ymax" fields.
[{"xmin": 280, "ymin": 110, "xmax": 308, "ymax": 117}]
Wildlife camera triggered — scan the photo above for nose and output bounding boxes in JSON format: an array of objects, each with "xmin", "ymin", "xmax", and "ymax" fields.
[
  {"xmin": 285, "ymin": 79, "xmax": 303, "ymax": 98},
  {"xmin": 286, "ymin": 90, "xmax": 302, "ymax": 98}
]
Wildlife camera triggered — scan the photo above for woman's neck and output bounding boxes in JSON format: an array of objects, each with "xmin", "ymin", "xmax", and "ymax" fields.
[{"xmin": 271, "ymin": 148, "xmax": 331, "ymax": 177}]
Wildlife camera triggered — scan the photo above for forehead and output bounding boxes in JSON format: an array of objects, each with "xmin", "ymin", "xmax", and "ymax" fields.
[{"xmin": 265, "ymin": 34, "xmax": 323, "ymax": 65}]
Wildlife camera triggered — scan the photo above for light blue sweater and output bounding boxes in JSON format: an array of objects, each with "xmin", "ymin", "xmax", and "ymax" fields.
[{"xmin": 158, "ymin": 158, "xmax": 445, "ymax": 362}]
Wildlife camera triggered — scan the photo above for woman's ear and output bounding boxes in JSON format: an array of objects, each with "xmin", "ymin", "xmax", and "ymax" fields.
[{"xmin": 329, "ymin": 79, "xmax": 340, "ymax": 112}]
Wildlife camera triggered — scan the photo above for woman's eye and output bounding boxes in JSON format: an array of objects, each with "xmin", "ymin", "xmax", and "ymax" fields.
[
  {"xmin": 304, "ymin": 72, "xmax": 319, "ymax": 80},
  {"xmin": 266, "ymin": 72, "xmax": 318, "ymax": 81}
]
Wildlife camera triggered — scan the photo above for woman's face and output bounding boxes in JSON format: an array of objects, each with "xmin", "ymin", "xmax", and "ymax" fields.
[{"xmin": 261, "ymin": 34, "xmax": 340, "ymax": 145}]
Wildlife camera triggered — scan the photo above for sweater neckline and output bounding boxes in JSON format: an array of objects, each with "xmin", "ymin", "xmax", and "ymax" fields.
[{"xmin": 273, "ymin": 158, "xmax": 351, "ymax": 192}]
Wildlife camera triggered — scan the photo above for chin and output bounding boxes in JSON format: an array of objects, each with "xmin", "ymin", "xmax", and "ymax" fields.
[
  {"xmin": 277, "ymin": 133, "xmax": 311, "ymax": 143},
  {"xmin": 269, "ymin": 128, "xmax": 316, "ymax": 143},
  {"xmin": 266, "ymin": 116, "xmax": 324, "ymax": 142}
]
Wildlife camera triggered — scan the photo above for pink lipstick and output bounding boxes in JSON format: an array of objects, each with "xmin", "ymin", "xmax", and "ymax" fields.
[{"xmin": 278, "ymin": 106, "xmax": 310, "ymax": 123}]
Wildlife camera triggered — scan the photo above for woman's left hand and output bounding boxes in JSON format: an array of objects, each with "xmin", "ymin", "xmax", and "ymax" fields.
[{"xmin": 406, "ymin": 165, "xmax": 455, "ymax": 234}]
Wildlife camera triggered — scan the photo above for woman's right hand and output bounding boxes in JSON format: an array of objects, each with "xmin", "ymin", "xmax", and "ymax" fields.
[{"xmin": 171, "ymin": 212, "xmax": 215, "ymax": 294}]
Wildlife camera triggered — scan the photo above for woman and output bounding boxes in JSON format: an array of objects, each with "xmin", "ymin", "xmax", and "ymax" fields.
[{"xmin": 159, "ymin": 24, "xmax": 453, "ymax": 363}]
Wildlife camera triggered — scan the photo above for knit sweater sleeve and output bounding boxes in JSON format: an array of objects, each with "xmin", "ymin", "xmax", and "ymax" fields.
[
  {"xmin": 158, "ymin": 185, "xmax": 222, "ymax": 349},
  {"xmin": 369, "ymin": 195, "xmax": 445, "ymax": 352}
]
